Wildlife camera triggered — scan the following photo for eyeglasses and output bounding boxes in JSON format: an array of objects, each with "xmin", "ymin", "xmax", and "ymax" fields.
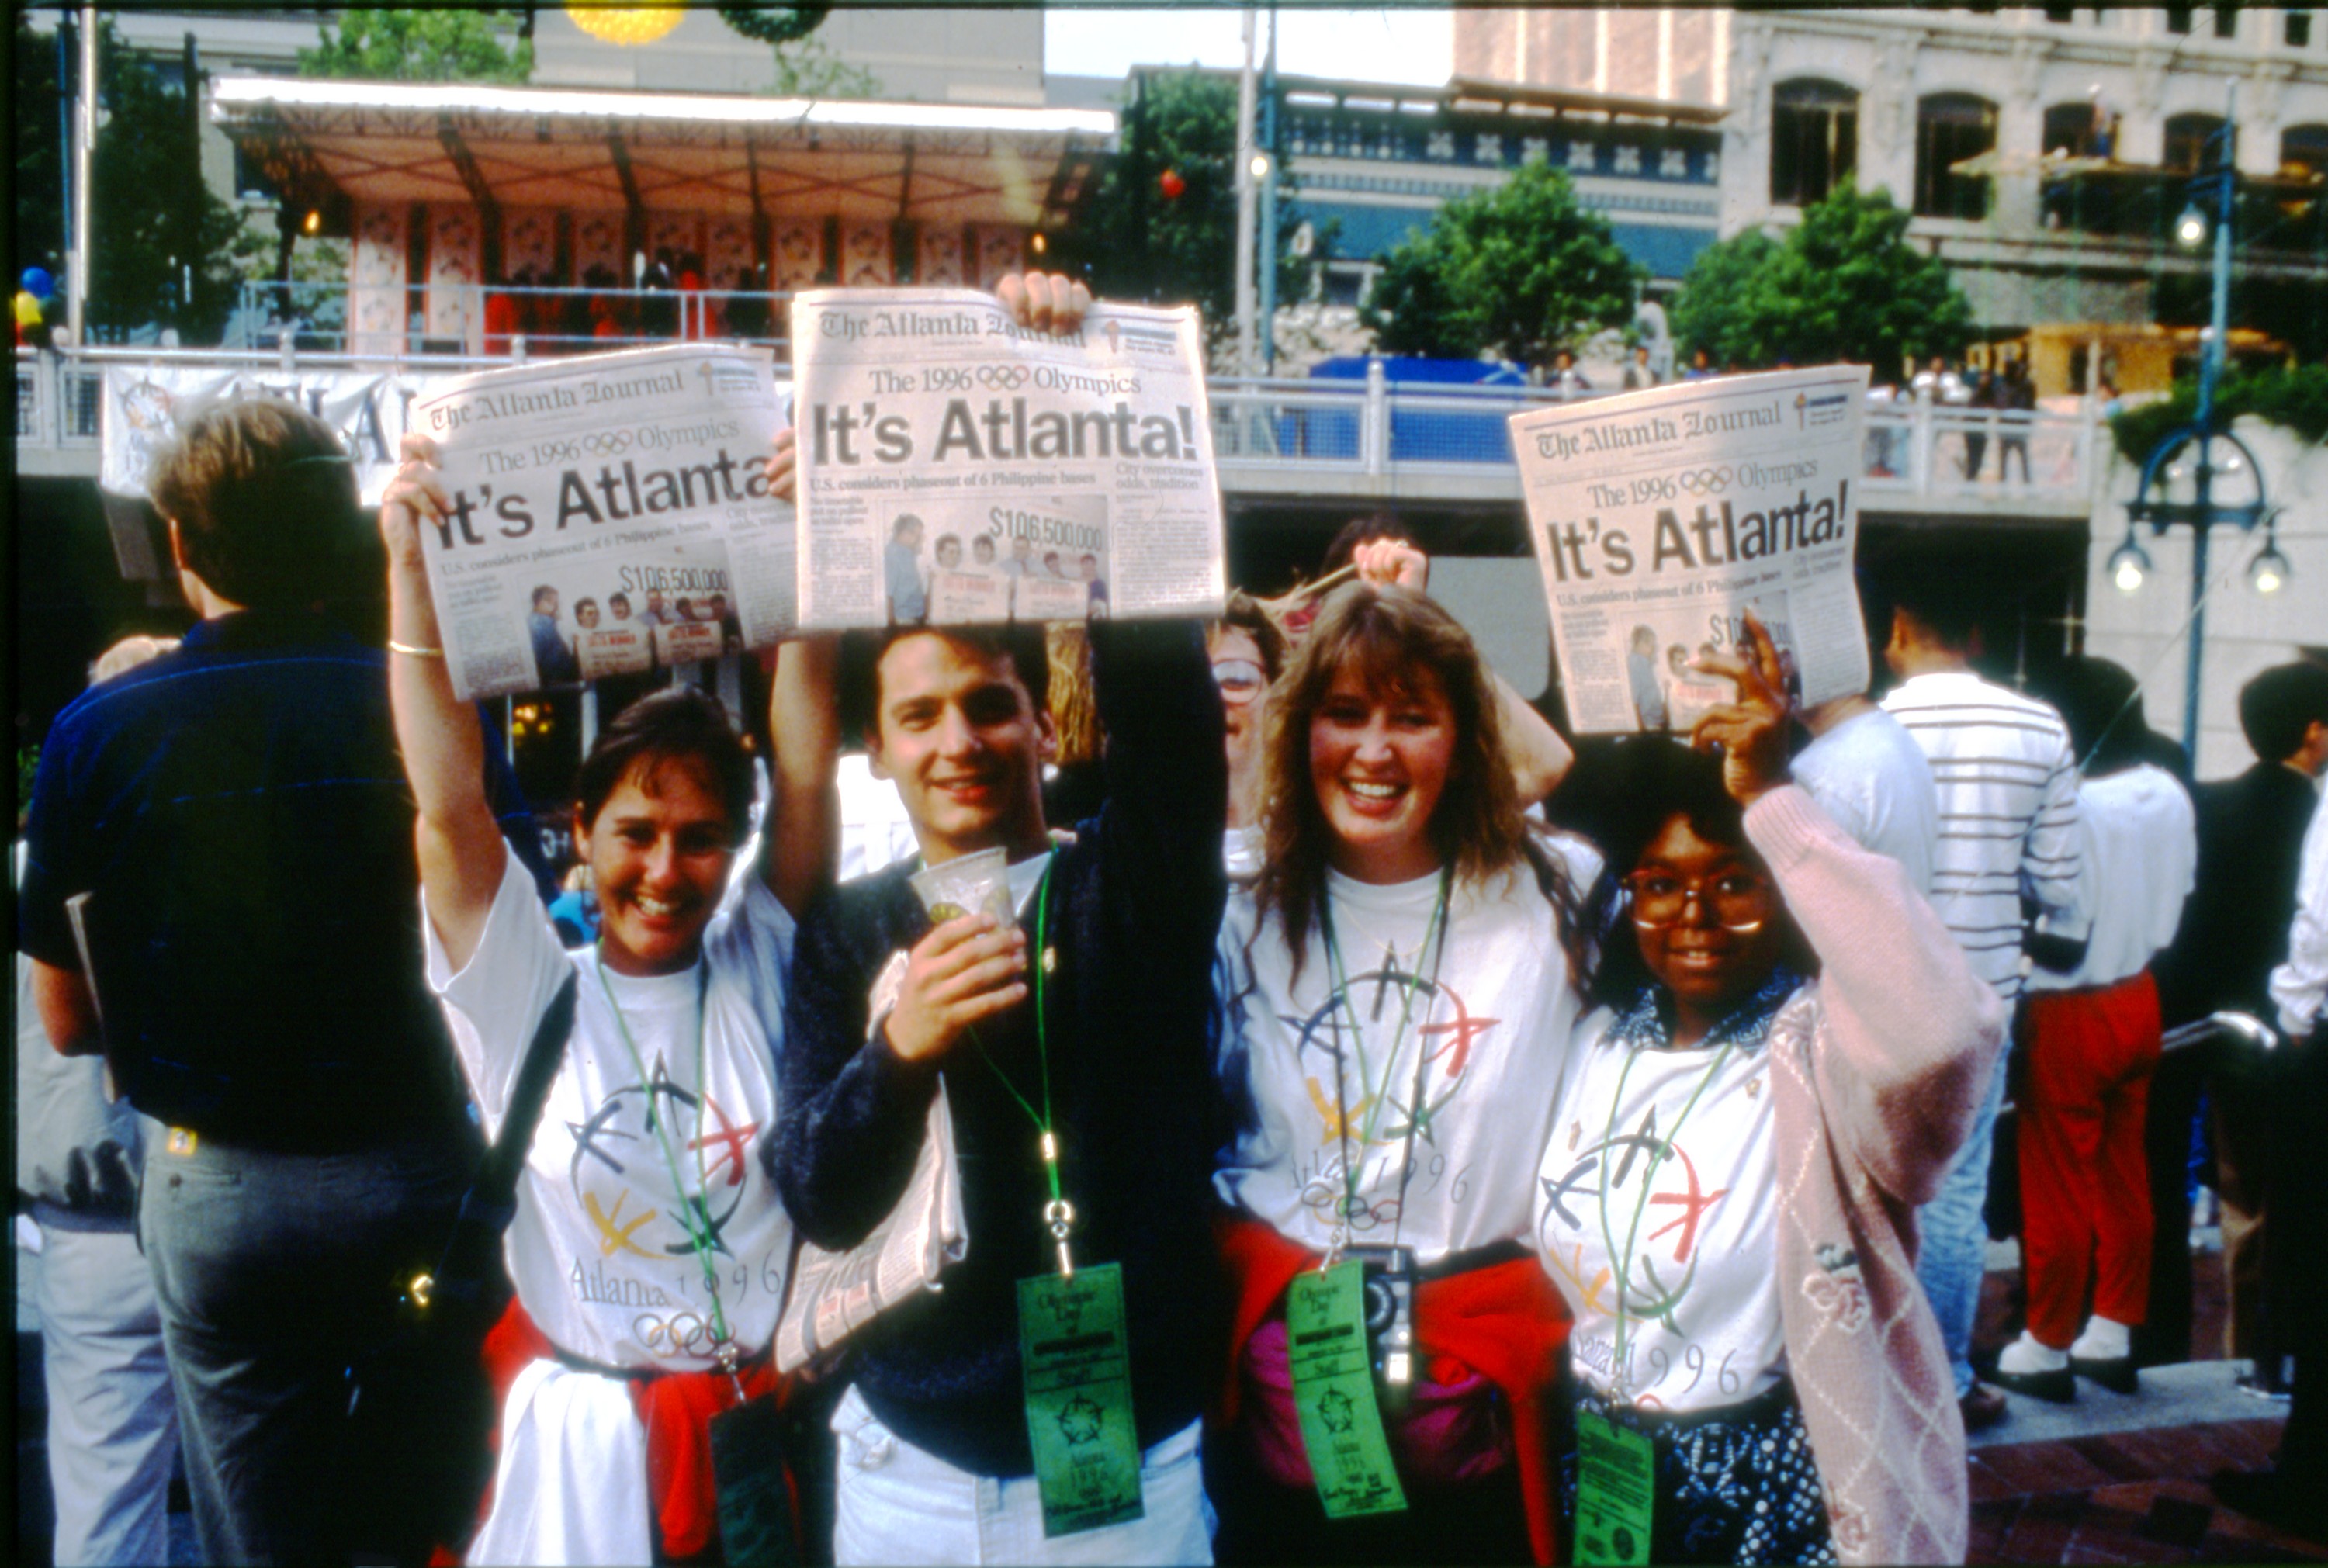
[
  {"xmin": 1623, "ymin": 869, "xmax": 1775, "ymax": 932},
  {"xmin": 1211, "ymin": 658, "xmax": 1266, "ymax": 705}
]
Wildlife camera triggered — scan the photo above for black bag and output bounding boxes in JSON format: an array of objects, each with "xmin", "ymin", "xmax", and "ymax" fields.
[{"xmin": 345, "ymin": 972, "xmax": 580, "ymax": 1557}]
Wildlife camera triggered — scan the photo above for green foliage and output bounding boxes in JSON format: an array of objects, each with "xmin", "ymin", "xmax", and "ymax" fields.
[
  {"xmin": 1357, "ymin": 159, "xmax": 1640, "ymax": 369},
  {"xmin": 19, "ymin": 746, "xmax": 40, "ymax": 819},
  {"xmin": 15, "ymin": 12, "xmax": 342, "ymax": 344},
  {"xmin": 766, "ymin": 35, "xmax": 878, "ymax": 99},
  {"xmin": 719, "ymin": 5, "xmax": 832, "ymax": 46},
  {"xmin": 300, "ymin": 9, "xmax": 532, "ymax": 83},
  {"xmin": 2108, "ymin": 361, "xmax": 2328, "ymax": 465},
  {"xmin": 1669, "ymin": 185, "xmax": 1973, "ymax": 378},
  {"xmin": 16, "ymin": 16, "xmax": 65, "ymax": 279},
  {"xmin": 1056, "ymin": 71, "xmax": 1316, "ymax": 359}
]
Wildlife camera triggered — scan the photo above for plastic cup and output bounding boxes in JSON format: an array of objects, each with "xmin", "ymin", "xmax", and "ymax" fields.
[{"xmin": 909, "ymin": 846, "xmax": 1013, "ymax": 926}]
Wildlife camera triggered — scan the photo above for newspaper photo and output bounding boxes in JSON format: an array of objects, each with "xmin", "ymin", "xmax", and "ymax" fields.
[
  {"xmin": 789, "ymin": 288, "xmax": 1225, "ymax": 629},
  {"xmin": 408, "ymin": 344, "xmax": 793, "ymax": 701},
  {"xmin": 1509, "ymin": 365, "xmax": 1873, "ymax": 735}
]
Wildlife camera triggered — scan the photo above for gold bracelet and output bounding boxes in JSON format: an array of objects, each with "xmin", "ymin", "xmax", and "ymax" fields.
[{"xmin": 386, "ymin": 639, "xmax": 445, "ymax": 659}]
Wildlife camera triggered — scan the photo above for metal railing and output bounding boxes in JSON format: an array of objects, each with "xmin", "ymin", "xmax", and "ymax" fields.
[{"xmin": 19, "ymin": 341, "xmax": 2108, "ymax": 507}]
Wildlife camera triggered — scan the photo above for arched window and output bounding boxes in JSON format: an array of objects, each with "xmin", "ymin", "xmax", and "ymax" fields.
[
  {"xmin": 1770, "ymin": 78, "xmax": 1859, "ymax": 207},
  {"xmin": 2042, "ymin": 99, "xmax": 2114, "ymax": 158},
  {"xmin": 1915, "ymin": 93, "xmax": 1998, "ymax": 217},
  {"xmin": 2281, "ymin": 123, "xmax": 2328, "ymax": 179},
  {"xmin": 2165, "ymin": 112, "xmax": 2233, "ymax": 172}
]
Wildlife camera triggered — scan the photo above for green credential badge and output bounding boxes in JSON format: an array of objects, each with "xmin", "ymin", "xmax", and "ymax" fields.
[
  {"xmin": 1285, "ymin": 1260, "xmax": 1408, "ymax": 1518},
  {"xmin": 1018, "ymin": 1263, "xmax": 1145, "ymax": 1539},
  {"xmin": 1574, "ymin": 1411, "xmax": 1655, "ymax": 1566}
]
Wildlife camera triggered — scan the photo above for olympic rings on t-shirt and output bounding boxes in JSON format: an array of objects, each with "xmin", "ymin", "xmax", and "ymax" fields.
[{"xmin": 633, "ymin": 1310, "xmax": 714, "ymax": 1358}]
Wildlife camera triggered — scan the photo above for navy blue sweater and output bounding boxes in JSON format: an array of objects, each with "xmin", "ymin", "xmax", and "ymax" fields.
[{"xmin": 773, "ymin": 619, "xmax": 1230, "ymax": 1477}]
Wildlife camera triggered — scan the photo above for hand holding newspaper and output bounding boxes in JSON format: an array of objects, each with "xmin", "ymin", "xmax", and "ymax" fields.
[
  {"xmin": 1508, "ymin": 366, "xmax": 1873, "ymax": 735},
  {"xmin": 789, "ymin": 288, "xmax": 1225, "ymax": 629},
  {"xmin": 407, "ymin": 344, "xmax": 794, "ymax": 700}
]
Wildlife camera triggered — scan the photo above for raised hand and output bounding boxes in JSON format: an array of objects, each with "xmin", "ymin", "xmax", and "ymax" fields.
[
  {"xmin": 1352, "ymin": 536, "xmax": 1429, "ymax": 593},
  {"xmin": 1689, "ymin": 611, "xmax": 1793, "ymax": 805},
  {"xmin": 996, "ymin": 271, "xmax": 1093, "ymax": 336}
]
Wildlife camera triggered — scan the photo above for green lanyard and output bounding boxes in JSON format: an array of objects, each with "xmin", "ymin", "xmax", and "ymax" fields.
[
  {"xmin": 1593, "ymin": 1008, "xmax": 1738, "ymax": 1405},
  {"xmin": 1315, "ymin": 865, "xmax": 1453, "ymax": 1266},
  {"xmin": 594, "ymin": 954, "xmax": 736, "ymax": 1358},
  {"xmin": 965, "ymin": 849, "xmax": 1079, "ymax": 1276}
]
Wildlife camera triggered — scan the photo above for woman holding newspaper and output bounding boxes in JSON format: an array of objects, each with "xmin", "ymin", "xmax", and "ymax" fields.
[
  {"xmin": 1531, "ymin": 616, "xmax": 2004, "ymax": 1566},
  {"xmin": 1209, "ymin": 545, "xmax": 1597, "ymax": 1566},
  {"xmin": 381, "ymin": 425, "xmax": 837, "ymax": 1565}
]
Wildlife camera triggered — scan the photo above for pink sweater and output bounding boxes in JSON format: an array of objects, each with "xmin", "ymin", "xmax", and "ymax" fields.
[{"xmin": 1746, "ymin": 785, "xmax": 2008, "ymax": 1566}]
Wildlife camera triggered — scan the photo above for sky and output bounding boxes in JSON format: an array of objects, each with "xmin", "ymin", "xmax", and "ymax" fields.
[{"xmin": 1044, "ymin": 8, "xmax": 1454, "ymax": 89}]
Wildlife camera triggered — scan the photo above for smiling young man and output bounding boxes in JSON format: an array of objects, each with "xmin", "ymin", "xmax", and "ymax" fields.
[{"xmin": 774, "ymin": 275, "xmax": 1232, "ymax": 1566}]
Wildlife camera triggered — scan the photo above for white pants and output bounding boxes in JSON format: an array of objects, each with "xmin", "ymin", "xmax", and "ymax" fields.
[
  {"xmin": 32, "ymin": 1220, "xmax": 179, "ymax": 1567},
  {"xmin": 830, "ymin": 1383, "xmax": 1214, "ymax": 1566}
]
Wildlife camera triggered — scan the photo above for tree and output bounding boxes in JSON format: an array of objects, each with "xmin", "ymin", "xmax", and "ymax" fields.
[
  {"xmin": 765, "ymin": 36, "xmax": 877, "ymax": 99},
  {"xmin": 299, "ymin": 9, "xmax": 532, "ymax": 83},
  {"xmin": 1055, "ymin": 70, "xmax": 1316, "ymax": 362},
  {"xmin": 12, "ymin": 17, "xmax": 256, "ymax": 341},
  {"xmin": 1357, "ymin": 158, "xmax": 1640, "ymax": 369},
  {"xmin": 1668, "ymin": 184, "xmax": 1973, "ymax": 378}
]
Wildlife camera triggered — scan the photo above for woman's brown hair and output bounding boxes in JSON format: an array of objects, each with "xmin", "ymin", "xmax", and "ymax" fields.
[{"xmin": 1253, "ymin": 580, "xmax": 1529, "ymax": 981}]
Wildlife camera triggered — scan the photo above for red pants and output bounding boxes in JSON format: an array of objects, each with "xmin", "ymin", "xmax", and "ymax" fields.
[{"xmin": 2020, "ymin": 970, "xmax": 2161, "ymax": 1348}]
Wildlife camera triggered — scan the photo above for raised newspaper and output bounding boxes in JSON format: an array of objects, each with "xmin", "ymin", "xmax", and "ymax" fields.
[
  {"xmin": 789, "ymin": 288, "xmax": 1225, "ymax": 628},
  {"xmin": 1509, "ymin": 365, "xmax": 1872, "ymax": 735},
  {"xmin": 408, "ymin": 344, "xmax": 793, "ymax": 700}
]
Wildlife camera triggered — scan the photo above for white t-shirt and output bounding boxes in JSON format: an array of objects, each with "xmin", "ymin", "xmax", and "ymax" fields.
[
  {"xmin": 1214, "ymin": 851, "xmax": 1592, "ymax": 1265},
  {"xmin": 425, "ymin": 850, "xmax": 797, "ymax": 1370},
  {"xmin": 1792, "ymin": 705, "xmax": 1940, "ymax": 896},
  {"xmin": 2028, "ymin": 763, "xmax": 2195, "ymax": 992},
  {"xmin": 1536, "ymin": 1012, "xmax": 1786, "ymax": 1414}
]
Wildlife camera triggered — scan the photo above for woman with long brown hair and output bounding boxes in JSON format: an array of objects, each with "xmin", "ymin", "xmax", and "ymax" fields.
[{"xmin": 1210, "ymin": 559, "xmax": 1594, "ymax": 1565}]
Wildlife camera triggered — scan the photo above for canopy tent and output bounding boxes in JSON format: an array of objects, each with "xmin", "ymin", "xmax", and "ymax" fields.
[{"xmin": 209, "ymin": 76, "xmax": 1114, "ymax": 351}]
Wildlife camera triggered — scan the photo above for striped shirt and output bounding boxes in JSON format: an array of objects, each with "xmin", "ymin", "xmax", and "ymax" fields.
[{"xmin": 1882, "ymin": 671, "xmax": 2087, "ymax": 1001}]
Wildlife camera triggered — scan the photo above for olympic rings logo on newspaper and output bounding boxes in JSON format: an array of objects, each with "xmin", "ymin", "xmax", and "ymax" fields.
[
  {"xmin": 977, "ymin": 365, "xmax": 1030, "ymax": 391},
  {"xmin": 1677, "ymin": 467, "xmax": 1733, "ymax": 495},
  {"xmin": 634, "ymin": 1311, "xmax": 718, "ymax": 1358},
  {"xmin": 580, "ymin": 430, "xmax": 633, "ymax": 457}
]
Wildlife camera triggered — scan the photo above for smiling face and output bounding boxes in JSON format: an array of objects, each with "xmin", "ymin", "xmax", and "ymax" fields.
[
  {"xmin": 1631, "ymin": 813, "xmax": 1784, "ymax": 1043},
  {"xmin": 574, "ymin": 756, "xmax": 740, "ymax": 976},
  {"xmin": 577, "ymin": 600, "xmax": 600, "ymax": 629},
  {"xmin": 869, "ymin": 632, "xmax": 1055, "ymax": 864},
  {"xmin": 1308, "ymin": 657, "xmax": 1457, "ymax": 884}
]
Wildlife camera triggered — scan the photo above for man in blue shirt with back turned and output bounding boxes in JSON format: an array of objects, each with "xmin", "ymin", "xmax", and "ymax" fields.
[{"xmin": 22, "ymin": 398, "xmax": 539, "ymax": 1566}]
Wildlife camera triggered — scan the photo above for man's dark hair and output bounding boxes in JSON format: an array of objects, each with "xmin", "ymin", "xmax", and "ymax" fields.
[
  {"xmin": 843, "ymin": 624, "xmax": 1052, "ymax": 745},
  {"xmin": 1213, "ymin": 590, "xmax": 1287, "ymax": 681},
  {"xmin": 893, "ymin": 513, "xmax": 922, "ymax": 538},
  {"xmin": 532, "ymin": 585, "xmax": 558, "ymax": 611},
  {"xmin": 2042, "ymin": 656, "xmax": 2148, "ymax": 774},
  {"xmin": 574, "ymin": 687, "xmax": 753, "ymax": 842},
  {"xmin": 148, "ymin": 398, "xmax": 365, "ymax": 611},
  {"xmin": 574, "ymin": 596, "xmax": 598, "ymax": 620},
  {"xmin": 2238, "ymin": 659, "xmax": 2328, "ymax": 763}
]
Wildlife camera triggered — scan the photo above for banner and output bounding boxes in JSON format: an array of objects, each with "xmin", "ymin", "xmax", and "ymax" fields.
[
  {"xmin": 101, "ymin": 363, "xmax": 455, "ymax": 504},
  {"xmin": 409, "ymin": 344, "xmax": 792, "ymax": 701},
  {"xmin": 1509, "ymin": 366, "xmax": 1873, "ymax": 736},
  {"xmin": 789, "ymin": 288, "xmax": 1225, "ymax": 629}
]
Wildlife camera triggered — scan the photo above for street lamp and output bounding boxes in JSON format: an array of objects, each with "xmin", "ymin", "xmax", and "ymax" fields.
[{"xmin": 2121, "ymin": 80, "xmax": 2281, "ymax": 756}]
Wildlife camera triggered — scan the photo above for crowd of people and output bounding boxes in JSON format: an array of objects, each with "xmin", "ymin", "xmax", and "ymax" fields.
[
  {"xmin": 16, "ymin": 270, "xmax": 2328, "ymax": 1568},
  {"xmin": 478, "ymin": 248, "xmax": 777, "ymax": 356}
]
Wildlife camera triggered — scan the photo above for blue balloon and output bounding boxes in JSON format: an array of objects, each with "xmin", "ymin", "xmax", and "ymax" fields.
[{"xmin": 21, "ymin": 267, "xmax": 54, "ymax": 299}]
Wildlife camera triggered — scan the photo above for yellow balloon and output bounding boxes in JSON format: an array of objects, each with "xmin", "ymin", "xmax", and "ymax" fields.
[{"xmin": 565, "ymin": 3, "xmax": 684, "ymax": 46}]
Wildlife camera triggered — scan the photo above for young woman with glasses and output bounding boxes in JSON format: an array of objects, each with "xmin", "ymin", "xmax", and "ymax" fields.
[
  {"xmin": 1533, "ymin": 616, "xmax": 2006, "ymax": 1566},
  {"xmin": 1209, "ymin": 559, "xmax": 1595, "ymax": 1566}
]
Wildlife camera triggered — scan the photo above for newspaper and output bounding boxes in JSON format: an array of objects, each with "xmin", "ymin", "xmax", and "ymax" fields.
[
  {"xmin": 775, "ymin": 1075, "xmax": 967, "ymax": 1373},
  {"xmin": 407, "ymin": 344, "xmax": 793, "ymax": 701},
  {"xmin": 789, "ymin": 288, "xmax": 1225, "ymax": 629},
  {"xmin": 1509, "ymin": 366, "xmax": 1873, "ymax": 735}
]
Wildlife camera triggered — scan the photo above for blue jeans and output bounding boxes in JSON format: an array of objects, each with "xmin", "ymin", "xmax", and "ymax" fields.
[
  {"xmin": 1916, "ymin": 1047, "xmax": 2010, "ymax": 1397},
  {"xmin": 140, "ymin": 1127, "xmax": 476, "ymax": 1565}
]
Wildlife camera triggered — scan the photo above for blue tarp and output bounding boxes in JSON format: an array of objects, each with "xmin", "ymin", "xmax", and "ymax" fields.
[{"xmin": 1295, "ymin": 357, "xmax": 1526, "ymax": 463}]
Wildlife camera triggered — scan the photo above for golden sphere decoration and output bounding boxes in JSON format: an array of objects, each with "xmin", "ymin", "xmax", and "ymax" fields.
[{"xmin": 565, "ymin": 3, "xmax": 685, "ymax": 46}]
